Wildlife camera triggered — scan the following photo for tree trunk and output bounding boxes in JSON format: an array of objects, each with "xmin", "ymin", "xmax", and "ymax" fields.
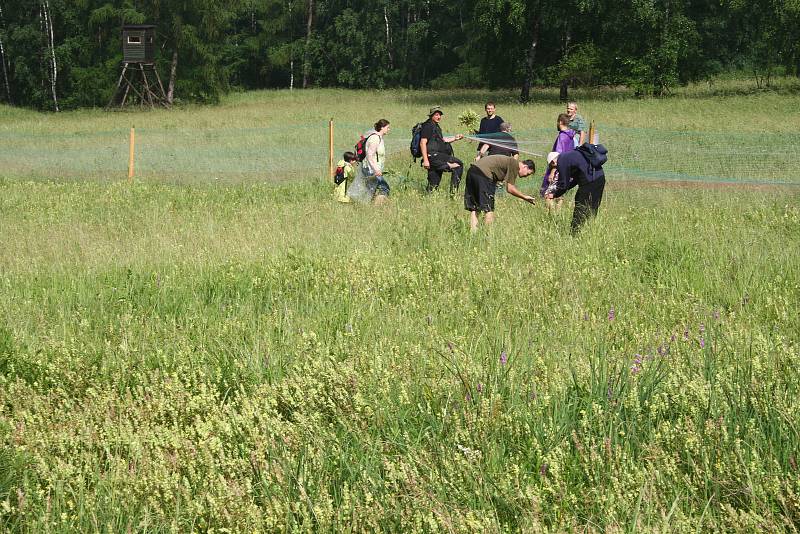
[
  {"xmin": 302, "ymin": 0, "xmax": 314, "ymax": 89},
  {"xmin": 384, "ymin": 6, "xmax": 393, "ymax": 69},
  {"xmin": 520, "ymin": 13, "xmax": 541, "ymax": 104},
  {"xmin": 41, "ymin": 0, "xmax": 58, "ymax": 111},
  {"xmin": 559, "ymin": 79, "xmax": 568, "ymax": 102},
  {"xmin": 0, "ymin": 2, "xmax": 10, "ymax": 103},
  {"xmin": 167, "ymin": 49, "xmax": 177, "ymax": 103}
]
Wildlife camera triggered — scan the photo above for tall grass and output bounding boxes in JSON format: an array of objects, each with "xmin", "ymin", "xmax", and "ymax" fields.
[{"xmin": 1, "ymin": 85, "xmax": 799, "ymax": 531}]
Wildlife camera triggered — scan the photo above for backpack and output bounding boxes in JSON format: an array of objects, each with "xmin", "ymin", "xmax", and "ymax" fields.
[
  {"xmin": 410, "ymin": 122, "xmax": 424, "ymax": 160},
  {"xmin": 334, "ymin": 165, "xmax": 346, "ymax": 185},
  {"xmin": 354, "ymin": 133, "xmax": 377, "ymax": 162},
  {"xmin": 575, "ymin": 143, "xmax": 608, "ymax": 182},
  {"xmin": 575, "ymin": 143, "xmax": 608, "ymax": 169}
]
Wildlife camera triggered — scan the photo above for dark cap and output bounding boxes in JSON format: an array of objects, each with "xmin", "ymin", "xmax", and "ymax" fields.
[{"xmin": 429, "ymin": 106, "xmax": 444, "ymax": 116}]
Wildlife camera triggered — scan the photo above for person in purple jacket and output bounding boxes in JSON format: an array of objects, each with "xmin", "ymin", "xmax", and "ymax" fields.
[
  {"xmin": 539, "ymin": 113, "xmax": 576, "ymax": 197},
  {"xmin": 545, "ymin": 146, "xmax": 607, "ymax": 234}
]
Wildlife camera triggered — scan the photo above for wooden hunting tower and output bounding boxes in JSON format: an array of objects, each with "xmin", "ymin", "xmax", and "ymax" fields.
[
  {"xmin": 122, "ymin": 25, "xmax": 156, "ymax": 63},
  {"xmin": 107, "ymin": 24, "xmax": 169, "ymax": 109}
]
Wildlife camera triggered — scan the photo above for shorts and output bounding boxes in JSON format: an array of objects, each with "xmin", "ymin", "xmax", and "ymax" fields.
[{"xmin": 464, "ymin": 165, "xmax": 496, "ymax": 213}]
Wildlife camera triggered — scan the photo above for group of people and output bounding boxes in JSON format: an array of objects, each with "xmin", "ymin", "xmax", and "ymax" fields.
[{"xmin": 333, "ymin": 100, "xmax": 606, "ymax": 234}]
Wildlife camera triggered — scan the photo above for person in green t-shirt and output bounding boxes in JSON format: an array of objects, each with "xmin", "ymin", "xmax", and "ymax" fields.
[
  {"xmin": 567, "ymin": 101, "xmax": 587, "ymax": 146},
  {"xmin": 463, "ymin": 155, "xmax": 536, "ymax": 231}
]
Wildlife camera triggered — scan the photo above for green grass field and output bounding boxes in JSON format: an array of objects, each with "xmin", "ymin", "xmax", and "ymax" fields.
[{"xmin": 1, "ymin": 83, "xmax": 800, "ymax": 532}]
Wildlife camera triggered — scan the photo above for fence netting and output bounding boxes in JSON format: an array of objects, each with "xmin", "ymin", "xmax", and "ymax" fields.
[{"xmin": 1, "ymin": 122, "xmax": 798, "ymax": 186}]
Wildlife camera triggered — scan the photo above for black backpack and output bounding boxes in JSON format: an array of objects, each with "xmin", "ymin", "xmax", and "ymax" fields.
[
  {"xmin": 410, "ymin": 122, "xmax": 424, "ymax": 160},
  {"xmin": 354, "ymin": 133, "xmax": 378, "ymax": 162},
  {"xmin": 576, "ymin": 143, "xmax": 608, "ymax": 169},
  {"xmin": 575, "ymin": 143, "xmax": 608, "ymax": 182}
]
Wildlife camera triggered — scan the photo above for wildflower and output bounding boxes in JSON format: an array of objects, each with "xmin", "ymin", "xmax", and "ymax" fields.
[
  {"xmin": 683, "ymin": 328, "xmax": 689, "ymax": 341},
  {"xmin": 608, "ymin": 307, "xmax": 615, "ymax": 321},
  {"xmin": 699, "ymin": 323, "xmax": 705, "ymax": 334},
  {"xmin": 500, "ymin": 350, "xmax": 508, "ymax": 365},
  {"xmin": 699, "ymin": 337, "xmax": 705, "ymax": 349},
  {"xmin": 476, "ymin": 382, "xmax": 483, "ymax": 393},
  {"xmin": 712, "ymin": 309, "xmax": 720, "ymax": 320},
  {"xmin": 447, "ymin": 342, "xmax": 455, "ymax": 352},
  {"xmin": 539, "ymin": 463, "xmax": 549, "ymax": 476},
  {"xmin": 670, "ymin": 333, "xmax": 676, "ymax": 342},
  {"xmin": 657, "ymin": 345, "xmax": 665, "ymax": 357}
]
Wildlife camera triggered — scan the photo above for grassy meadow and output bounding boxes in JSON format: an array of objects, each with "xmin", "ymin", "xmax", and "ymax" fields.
[{"xmin": 1, "ymin": 82, "xmax": 800, "ymax": 531}]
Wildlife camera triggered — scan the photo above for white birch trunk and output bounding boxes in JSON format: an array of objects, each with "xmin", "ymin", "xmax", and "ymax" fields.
[
  {"xmin": 0, "ymin": 3, "xmax": 10, "ymax": 102},
  {"xmin": 41, "ymin": 0, "xmax": 58, "ymax": 111},
  {"xmin": 167, "ymin": 50, "xmax": 177, "ymax": 103}
]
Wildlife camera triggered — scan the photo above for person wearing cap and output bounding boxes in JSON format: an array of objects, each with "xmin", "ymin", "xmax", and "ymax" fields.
[
  {"xmin": 464, "ymin": 154, "xmax": 536, "ymax": 231},
  {"xmin": 542, "ymin": 151, "xmax": 564, "ymax": 211},
  {"xmin": 419, "ymin": 106, "xmax": 465, "ymax": 194},
  {"xmin": 544, "ymin": 149, "xmax": 606, "ymax": 233}
]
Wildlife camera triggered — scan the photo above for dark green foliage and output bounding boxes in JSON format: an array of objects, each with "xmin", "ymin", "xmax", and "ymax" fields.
[{"xmin": 0, "ymin": 0, "xmax": 797, "ymax": 109}]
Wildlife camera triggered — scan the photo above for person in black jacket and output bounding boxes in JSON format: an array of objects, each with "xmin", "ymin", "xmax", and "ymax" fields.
[
  {"xmin": 545, "ymin": 148, "xmax": 607, "ymax": 233},
  {"xmin": 420, "ymin": 106, "xmax": 465, "ymax": 194}
]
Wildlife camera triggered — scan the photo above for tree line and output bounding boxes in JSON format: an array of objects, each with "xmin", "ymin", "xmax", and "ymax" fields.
[{"xmin": 0, "ymin": 0, "xmax": 798, "ymax": 110}]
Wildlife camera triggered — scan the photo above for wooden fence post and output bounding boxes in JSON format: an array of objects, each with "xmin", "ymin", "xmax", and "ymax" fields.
[
  {"xmin": 128, "ymin": 126, "xmax": 135, "ymax": 181},
  {"xmin": 328, "ymin": 118, "xmax": 334, "ymax": 178}
]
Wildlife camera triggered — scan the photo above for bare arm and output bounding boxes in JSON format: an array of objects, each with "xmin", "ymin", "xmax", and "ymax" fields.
[
  {"xmin": 443, "ymin": 134, "xmax": 464, "ymax": 143},
  {"xmin": 506, "ymin": 183, "xmax": 535, "ymax": 204},
  {"xmin": 420, "ymin": 138, "xmax": 430, "ymax": 169}
]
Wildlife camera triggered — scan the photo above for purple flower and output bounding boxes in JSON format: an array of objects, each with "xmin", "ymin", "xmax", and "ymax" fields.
[
  {"xmin": 448, "ymin": 342, "xmax": 455, "ymax": 353},
  {"xmin": 699, "ymin": 337, "xmax": 705, "ymax": 349},
  {"xmin": 608, "ymin": 307, "xmax": 616, "ymax": 321},
  {"xmin": 539, "ymin": 463, "xmax": 549, "ymax": 476},
  {"xmin": 699, "ymin": 323, "xmax": 705, "ymax": 334},
  {"xmin": 500, "ymin": 350, "xmax": 508, "ymax": 365},
  {"xmin": 630, "ymin": 364, "xmax": 641, "ymax": 374},
  {"xmin": 683, "ymin": 328, "xmax": 689, "ymax": 341},
  {"xmin": 670, "ymin": 333, "xmax": 676, "ymax": 343},
  {"xmin": 657, "ymin": 345, "xmax": 665, "ymax": 357},
  {"xmin": 466, "ymin": 392, "xmax": 472, "ymax": 402},
  {"xmin": 476, "ymin": 382, "xmax": 483, "ymax": 393}
]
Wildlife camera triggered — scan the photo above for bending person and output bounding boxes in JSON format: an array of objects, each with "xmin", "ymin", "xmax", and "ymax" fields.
[
  {"xmin": 464, "ymin": 155, "xmax": 536, "ymax": 231},
  {"xmin": 545, "ymin": 146, "xmax": 607, "ymax": 234}
]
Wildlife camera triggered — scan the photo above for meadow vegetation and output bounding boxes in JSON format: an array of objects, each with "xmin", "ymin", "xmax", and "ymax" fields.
[{"xmin": 1, "ymin": 84, "xmax": 800, "ymax": 531}]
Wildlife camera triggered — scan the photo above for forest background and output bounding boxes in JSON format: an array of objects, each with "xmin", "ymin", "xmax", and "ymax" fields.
[{"xmin": 1, "ymin": 0, "xmax": 800, "ymax": 110}]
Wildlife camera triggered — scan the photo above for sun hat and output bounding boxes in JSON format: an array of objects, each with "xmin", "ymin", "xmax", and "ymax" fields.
[
  {"xmin": 429, "ymin": 106, "xmax": 444, "ymax": 116},
  {"xmin": 546, "ymin": 152, "xmax": 559, "ymax": 165}
]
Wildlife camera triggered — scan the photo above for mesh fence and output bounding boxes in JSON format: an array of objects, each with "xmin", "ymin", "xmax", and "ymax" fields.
[{"xmin": 1, "ymin": 122, "xmax": 798, "ymax": 186}]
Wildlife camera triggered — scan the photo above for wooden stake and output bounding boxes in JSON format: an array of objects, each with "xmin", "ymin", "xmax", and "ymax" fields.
[
  {"xmin": 328, "ymin": 118, "xmax": 334, "ymax": 178},
  {"xmin": 128, "ymin": 127, "xmax": 135, "ymax": 181},
  {"xmin": 588, "ymin": 120, "xmax": 596, "ymax": 144}
]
